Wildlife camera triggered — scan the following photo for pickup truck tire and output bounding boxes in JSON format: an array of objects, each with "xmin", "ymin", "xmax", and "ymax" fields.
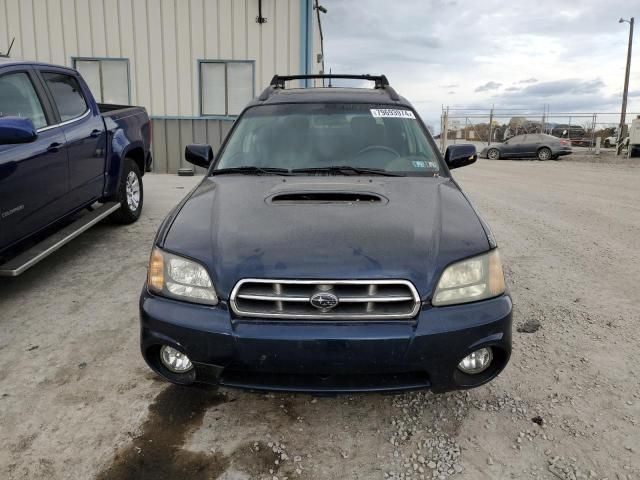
[{"xmin": 110, "ymin": 158, "xmax": 143, "ymax": 224}]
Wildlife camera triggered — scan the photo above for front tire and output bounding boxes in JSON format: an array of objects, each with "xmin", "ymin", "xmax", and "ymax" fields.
[
  {"xmin": 110, "ymin": 158, "xmax": 143, "ymax": 224},
  {"xmin": 537, "ymin": 147, "xmax": 552, "ymax": 161},
  {"xmin": 487, "ymin": 148, "xmax": 500, "ymax": 160}
]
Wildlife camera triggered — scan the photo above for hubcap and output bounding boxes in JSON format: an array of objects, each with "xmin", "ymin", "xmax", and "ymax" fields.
[
  {"xmin": 488, "ymin": 149, "xmax": 498, "ymax": 159},
  {"xmin": 539, "ymin": 149, "xmax": 550, "ymax": 160},
  {"xmin": 126, "ymin": 171, "xmax": 140, "ymax": 211}
]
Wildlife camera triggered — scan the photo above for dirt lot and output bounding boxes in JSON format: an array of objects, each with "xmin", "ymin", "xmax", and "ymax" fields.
[{"xmin": 1, "ymin": 158, "xmax": 639, "ymax": 480}]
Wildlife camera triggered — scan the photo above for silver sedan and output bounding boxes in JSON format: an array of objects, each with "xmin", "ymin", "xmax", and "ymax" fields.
[{"xmin": 480, "ymin": 134, "xmax": 573, "ymax": 160}]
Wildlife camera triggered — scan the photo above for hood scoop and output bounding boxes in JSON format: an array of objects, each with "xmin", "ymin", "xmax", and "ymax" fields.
[{"xmin": 269, "ymin": 191, "xmax": 387, "ymax": 205}]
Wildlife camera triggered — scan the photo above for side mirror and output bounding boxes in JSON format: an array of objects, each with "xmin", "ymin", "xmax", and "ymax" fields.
[
  {"xmin": 444, "ymin": 144, "xmax": 477, "ymax": 169},
  {"xmin": 0, "ymin": 117, "xmax": 37, "ymax": 145},
  {"xmin": 185, "ymin": 144, "xmax": 214, "ymax": 169}
]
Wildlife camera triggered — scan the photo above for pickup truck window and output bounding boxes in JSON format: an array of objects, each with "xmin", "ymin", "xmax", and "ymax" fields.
[
  {"xmin": 42, "ymin": 73, "xmax": 88, "ymax": 122},
  {"xmin": 0, "ymin": 72, "xmax": 48, "ymax": 129},
  {"xmin": 215, "ymin": 103, "xmax": 442, "ymax": 175}
]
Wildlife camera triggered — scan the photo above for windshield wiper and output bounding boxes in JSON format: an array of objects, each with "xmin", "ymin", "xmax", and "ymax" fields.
[
  {"xmin": 291, "ymin": 166, "xmax": 405, "ymax": 177},
  {"xmin": 210, "ymin": 166, "xmax": 293, "ymax": 176}
]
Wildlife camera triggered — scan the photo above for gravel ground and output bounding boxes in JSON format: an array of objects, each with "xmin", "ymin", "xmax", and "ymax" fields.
[{"xmin": 1, "ymin": 159, "xmax": 639, "ymax": 480}]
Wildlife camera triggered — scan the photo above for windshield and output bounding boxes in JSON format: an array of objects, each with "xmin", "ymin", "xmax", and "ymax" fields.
[{"xmin": 214, "ymin": 103, "xmax": 442, "ymax": 175}]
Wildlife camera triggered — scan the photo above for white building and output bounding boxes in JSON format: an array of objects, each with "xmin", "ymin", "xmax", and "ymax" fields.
[{"xmin": 0, "ymin": 0, "xmax": 324, "ymax": 172}]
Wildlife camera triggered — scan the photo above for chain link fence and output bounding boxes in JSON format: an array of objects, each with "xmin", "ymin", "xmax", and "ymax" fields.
[{"xmin": 438, "ymin": 107, "xmax": 639, "ymax": 155}]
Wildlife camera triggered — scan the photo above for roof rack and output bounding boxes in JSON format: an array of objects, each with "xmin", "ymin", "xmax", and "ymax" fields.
[
  {"xmin": 271, "ymin": 74, "xmax": 390, "ymax": 89},
  {"xmin": 258, "ymin": 74, "xmax": 400, "ymax": 101}
]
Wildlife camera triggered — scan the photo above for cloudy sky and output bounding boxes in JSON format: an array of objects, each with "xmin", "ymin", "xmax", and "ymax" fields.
[{"xmin": 321, "ymin": 0, "xmax": 639, "ymax": 129}]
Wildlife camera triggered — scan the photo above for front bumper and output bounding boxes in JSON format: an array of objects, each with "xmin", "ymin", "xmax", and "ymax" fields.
[{"xmin": 140, "ymin": 289, "xmax": 512, "ymax": 393}]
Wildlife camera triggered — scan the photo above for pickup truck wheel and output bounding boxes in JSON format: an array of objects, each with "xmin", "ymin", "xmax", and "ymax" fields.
[
  {"xmin": 537, "ymin": 147, "xmax": 552, "ymax": 161},
  {"xmin": 110, "ymin": 158, "xmax": 143, "ymax": 224},
  {"xmin": 604, "ymin": 139, "xmax": 611, "ymax": 148}
]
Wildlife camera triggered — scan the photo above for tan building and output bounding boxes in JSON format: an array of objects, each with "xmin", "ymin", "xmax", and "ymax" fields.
[{"xmin": 0, "ymin": 0, "xmax": 324, "ymax": 172}]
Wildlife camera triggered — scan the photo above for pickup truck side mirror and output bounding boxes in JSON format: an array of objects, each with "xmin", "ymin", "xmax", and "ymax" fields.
[
  {"xmin": 444, "ymin": 144, "xmax": 477, "ymax": 169},
  {"xmin": 185, "ymin": 144, "xmax": 214, "ymax": 169},
  {"xmin": 0, "ymin": 117, "xmax": 37, "ymax": 145}
]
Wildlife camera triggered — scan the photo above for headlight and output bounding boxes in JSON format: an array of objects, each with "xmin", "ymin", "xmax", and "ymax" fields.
[
  {"xmin": 432, "ymin": 249, "xmax": 505, "ymax": 306},
  {"xmin": 147, "ymin": 247, "xmax": 218, "ymax": 305}
]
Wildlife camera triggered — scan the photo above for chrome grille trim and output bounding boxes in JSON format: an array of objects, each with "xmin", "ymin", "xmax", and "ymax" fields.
[{"xmin": 229, "ymin": 279, "xmax": 421, "ymax": 320}]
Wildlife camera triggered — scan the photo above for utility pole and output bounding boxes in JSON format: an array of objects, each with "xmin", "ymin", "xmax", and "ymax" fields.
[
  {"xmin": 618, "ymin": 17, "xmax": 634, "ymax": 155},
  {"xmin": 488, "ymin": 106, "xmax": 494, "ymax": 145},
  {"xmin": 441, "ymin": 106, "xmax": 449, "ymax": 152}
]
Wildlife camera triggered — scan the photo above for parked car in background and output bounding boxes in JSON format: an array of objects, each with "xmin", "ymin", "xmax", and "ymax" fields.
[
  {"xmin": 550, "ymin": 124, "xmax": 585, "ymax": 139},
  {"xmin": 480, "ymin": 134, "xmax": 572, "ymax": 161},
  {"xmin": 140, "ymin": 74, "xmax": 512, "ymax": 394},
  {"xmin": 604, "ymin": 135, "xmax": 618, "ymax": 148},
  {"xmin": 571, "ymin": 135, "xmax": 596, "ymax": 148},
  {"xmin": 629, "ymin": 117, "xmax": 640, "ymax": 157},
  {"xmin": 0, "ymin": 59, "xmax": 151, "ymax": 276}
]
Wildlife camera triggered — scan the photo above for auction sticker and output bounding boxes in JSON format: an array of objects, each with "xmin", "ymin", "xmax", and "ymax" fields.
[{"xmin": 370, "ymin": 108, "xmax": 416, "ymax": 119}]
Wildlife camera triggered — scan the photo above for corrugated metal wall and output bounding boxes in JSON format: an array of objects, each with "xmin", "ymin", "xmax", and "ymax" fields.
[
  {"xmin": 151, "ymin": 118, "xmax": 234, "ymax": 174},
  {"xmin": 0, "ymin": 0, "xmax": 323, "ymax": 172},
  {"xmin": 0, "ymin": 0, "xmax": 305, "ymax": 117}
]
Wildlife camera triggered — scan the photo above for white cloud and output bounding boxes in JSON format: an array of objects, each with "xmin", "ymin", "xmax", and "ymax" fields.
[
  {"xmin": 321, "ymin": 0, "xmax": 637, "ymax": 127},
  {"xmin": 475, "ymin": 81, "xmax": 502, "ymax": 93}
]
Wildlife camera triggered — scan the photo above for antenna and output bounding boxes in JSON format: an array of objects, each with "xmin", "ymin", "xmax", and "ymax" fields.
[{"xmin": 0, "ymin": 37, "xmax": 15, "ymax": 58}]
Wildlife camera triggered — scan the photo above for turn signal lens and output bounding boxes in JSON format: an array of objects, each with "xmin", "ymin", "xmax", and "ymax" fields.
[
  {"xmin": 488, "ymin": 249, "xmax": 505, "ymax": 296},
  {"xmin": 148, "ymin": 248, "xmax": 164, "ymax": 292}
]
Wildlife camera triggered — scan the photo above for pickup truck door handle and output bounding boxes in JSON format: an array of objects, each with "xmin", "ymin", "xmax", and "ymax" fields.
[
  {"xmin": 89, "ymin": 129, "xmax": 101, "ymax": 138},
  {"xmin": 47, "ymin": 142, "xmax": 63, "ymax": 153}
]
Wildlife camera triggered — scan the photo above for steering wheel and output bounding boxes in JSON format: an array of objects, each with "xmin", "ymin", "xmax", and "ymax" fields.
[{"xmin": 355, "ymin": 145, "xmax": 400, "ymax": 158}]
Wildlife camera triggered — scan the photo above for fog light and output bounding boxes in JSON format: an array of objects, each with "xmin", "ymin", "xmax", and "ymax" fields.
[
  {"xmin": 160, "ymin": 345, "xmax": 193, "ymax": 373},
  {"xmin": 458, "ymin": 348, "xmax": 493, "ymax": 374}
]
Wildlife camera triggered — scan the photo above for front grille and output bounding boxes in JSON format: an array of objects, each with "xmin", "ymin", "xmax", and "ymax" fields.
[{"xmin": 229, "ymin": 279, "xmax": 421, "ymax": 320}]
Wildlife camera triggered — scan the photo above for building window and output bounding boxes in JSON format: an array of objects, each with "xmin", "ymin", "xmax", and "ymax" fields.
[
  {"xmin": 200, "ymin": 61, "xmax": 254, "ymax": 116},
  {"xmin": 73, "ymin": 58, "xmax": 130, "ymax": 105}
]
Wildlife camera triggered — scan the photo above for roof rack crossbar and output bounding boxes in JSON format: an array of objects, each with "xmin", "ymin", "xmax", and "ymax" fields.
[
  {"xmin": 270, "ymin": 74, "xmax": 390, "ymax": 89},
  {"xmin": 257, "ymin": 74, "xmax": 400, "ymax": 102}
]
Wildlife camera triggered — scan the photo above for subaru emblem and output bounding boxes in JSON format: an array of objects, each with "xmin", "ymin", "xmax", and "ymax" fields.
[{"xmin": 310, "ymin": 292, "xmax": 339, "ymax": 311}]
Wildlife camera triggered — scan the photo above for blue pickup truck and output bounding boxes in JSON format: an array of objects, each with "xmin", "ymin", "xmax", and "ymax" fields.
[{"xmin": 0, "ymin": 59, "xmax": 151, "ymax": 276}]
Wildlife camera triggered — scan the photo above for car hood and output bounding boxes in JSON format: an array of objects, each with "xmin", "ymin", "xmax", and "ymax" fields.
[{"xmin": 161, "ymin": 176, "xmax": 490, "ymax": 300}]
